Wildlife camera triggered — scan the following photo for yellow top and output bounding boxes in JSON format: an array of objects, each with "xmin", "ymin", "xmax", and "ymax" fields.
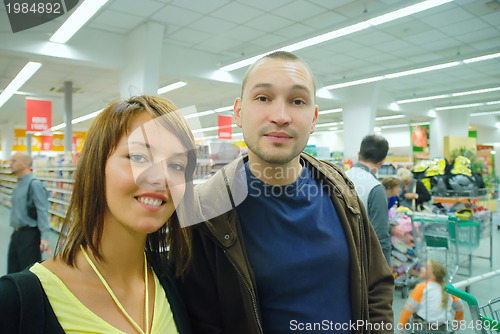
[{"xmin": 30, "ymin": 262, "xmax": 178, "ymax": 334}]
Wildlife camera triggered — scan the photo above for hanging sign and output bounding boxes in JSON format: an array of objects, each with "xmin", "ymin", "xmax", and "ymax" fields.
[
  {"xmin": 26, "ymin": 98, "xmax": 52, "ymax": 133},
  {"xmin": 218, "ymin": 115, "xmax": 232, "ymax": 140}
]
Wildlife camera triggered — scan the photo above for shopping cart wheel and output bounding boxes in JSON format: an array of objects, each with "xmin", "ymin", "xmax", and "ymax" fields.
[{"xmin": 402, "ymin": 286, "xmax": 408, "ymax": 299}]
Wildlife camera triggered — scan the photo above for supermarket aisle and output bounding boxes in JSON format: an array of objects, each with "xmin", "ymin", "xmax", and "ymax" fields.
[
  {"xmin": 0, "ymin": 205, "xmax": 59, "ymax": 276},
  {"xmin": 392, "ymin": 209, "xmax": 500, "ymax": 333}
]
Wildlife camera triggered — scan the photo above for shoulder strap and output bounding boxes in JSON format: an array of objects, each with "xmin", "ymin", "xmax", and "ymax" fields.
[{"xmin": 4, "ymin": 270, "xmax": 45, "ymax": 333}]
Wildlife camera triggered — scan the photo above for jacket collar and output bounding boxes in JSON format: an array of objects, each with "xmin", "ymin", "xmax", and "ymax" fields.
[{"xmin": 194, "ymin": 153, "xmax": 361, "ymax": 246}]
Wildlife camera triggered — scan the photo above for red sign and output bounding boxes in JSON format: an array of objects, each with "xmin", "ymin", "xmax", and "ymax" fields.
[
  {"xmin": 218, "ymin": 115, "xmax": 232, "ymax": 139},
  {"xmin": 40, "ymin": 135, "xmax": 53, "ymax": 151},
  {"xmin": 26, "ymin": 99, "xmax": 52, "ymax": 133}
]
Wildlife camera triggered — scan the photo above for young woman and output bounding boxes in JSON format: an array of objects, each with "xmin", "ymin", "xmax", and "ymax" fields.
[
  {"xmin": 398, "ymin": 259, "xmax": 464, "ymax": 332},
  {"xmin": 0, "ymin": 95, "xmax": 196, "ymax": 333}
]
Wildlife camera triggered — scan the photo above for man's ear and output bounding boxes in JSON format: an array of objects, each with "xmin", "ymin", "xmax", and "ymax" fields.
[
  {"xmin": 310, "ymin": 105, "xmax": 318, "ymax": 134},
  {"xmin": 234, "ymin": 98, "xmax": 243, "ymax": 128}
]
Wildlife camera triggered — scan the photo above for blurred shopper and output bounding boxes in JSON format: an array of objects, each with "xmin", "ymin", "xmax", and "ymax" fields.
[
  {"xmin": 397, "ymin": 168, "xmax": 431, "ymax": 211},
  {"xmin": 346, "ymin": 135, "xmax": 391, "ymax": 265},
  {"xmin": 181, "ymin": 51, "xmax": 394, "ymax": 334},
  {"xmin": 7, "ymin": 151, "xmax": 49, "ymax": 274},
  {"xmin": 382, "ymin": 176, "xmax": 402, "ymax": 210},
  {"xmin": 0, "ymin": 96, "xmax": 195, "ymax": 333},
  {"xmin": 398, "ymin": 259, "xmax": 464, "ymax": 332}
]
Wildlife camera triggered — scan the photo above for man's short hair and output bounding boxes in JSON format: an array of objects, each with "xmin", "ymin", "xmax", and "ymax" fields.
[
  {"xmin": 359, "ymin": 134, "xmax": 389, "ymax": 164},
  {"xmin": 241, "ymin": 51, "xmax": 316, "ymax": 100}
]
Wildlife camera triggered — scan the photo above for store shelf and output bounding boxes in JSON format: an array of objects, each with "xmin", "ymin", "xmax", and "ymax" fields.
[
  {"xmin": 0, "ymin": 182, "xmax": 16, "ymax": 189},
  {"xmin": 46, "ymin": 187, "xmax": 72, "ymax": 195},
  {"xmin": 0, "ymin": 176, "xmax": 18, "ymax": 183},
  {"xmin": 0, "ymin": 186, "xmax": 13, "ymax": 194},
  {"xmin": 49, "ymin": 225, "xmax": 62, "ymax": 233},
  {"xmin": 48, "ymin": 209, "xmax": 66, "ymax": 218},
  {"xmin": 48, "ymin": 197, "xmax": 70, "ymax": 206},
  {"xmin": 37, "ymin": 166, "xmax": 76, "ymax": 171},
  {"xmin": 38, "ymin": 177, "xmax": 74, "ymax": 183}
]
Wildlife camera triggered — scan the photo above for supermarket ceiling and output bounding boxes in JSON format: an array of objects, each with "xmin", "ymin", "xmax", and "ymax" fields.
[{"xmin": 0, "ymin": 0, "xmax": 500, "ymax": 138}]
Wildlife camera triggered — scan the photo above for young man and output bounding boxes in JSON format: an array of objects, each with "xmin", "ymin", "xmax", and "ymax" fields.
[
  {"xmin": 182, "ymin": 52, "xmax": 394, "ymax": 333},
  {"xmin": 346, "ymin": 135, "xmax": 391, "ymax": 265},
  {"xmin": 8, "ymin": 152, "xmax": 49, "ymax": 273}
]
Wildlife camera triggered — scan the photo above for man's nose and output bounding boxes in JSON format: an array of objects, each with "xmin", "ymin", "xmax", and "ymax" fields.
[{"xmin": 269, "ymin": 99, "xmax": 291, "ymax": 125}]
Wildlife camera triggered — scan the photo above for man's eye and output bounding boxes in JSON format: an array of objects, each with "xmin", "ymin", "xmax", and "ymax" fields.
[
  {"xmin": 127, "ymin": 154, "xmax": 148, "ymax": 163},
  {"xmin": 169, "ymin": 163, "xmax": 186, "ymax": 172},
  {"xmin": 257, "ymin": 96, "xmax": 268, "ymax": 102},
  {"xmin": 292, "ymin": 99, "xmax": 305, "ymax": 105}
]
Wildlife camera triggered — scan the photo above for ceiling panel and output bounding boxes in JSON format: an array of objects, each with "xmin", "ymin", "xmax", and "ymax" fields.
[{"xmin": 210, "ymin": 2, "xmax": 265, "ymax": 24}]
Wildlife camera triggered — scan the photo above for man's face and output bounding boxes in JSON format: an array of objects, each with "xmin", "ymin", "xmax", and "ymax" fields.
[
  {"xmin": 234, "ymin": 59, "xmax": 318, "ymax": 166},
  {"xmin": 10, "ymin": 153, "xmax": 27, "ymax": 175}
]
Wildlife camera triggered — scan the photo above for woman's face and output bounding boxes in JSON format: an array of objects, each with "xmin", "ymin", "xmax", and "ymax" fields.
[{"xmin": 104, "ymin": 112, "xmax": 188, "ymax": 235}]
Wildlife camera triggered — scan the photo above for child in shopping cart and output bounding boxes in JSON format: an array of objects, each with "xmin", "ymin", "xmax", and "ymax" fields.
[{"xmin": 399, "ymin": 259, "xmax": 464, "ymax": 332}]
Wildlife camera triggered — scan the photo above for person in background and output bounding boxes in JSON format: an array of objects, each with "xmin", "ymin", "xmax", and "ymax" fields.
[
  {"xmin": 7, "ymin": 151, "xmax": 50, "ymax": 274},
  {"xmin": 382, "ymin": 176, "xmax": 402, "ymax": 210},
  {"xmin": 398, "ymin": 259, "xmax": 464, "ymax": 332},
  {"xmin": 0, "ymin": 96, "xmax": 195, "ymax": 333},
  {"xmin": 346, "ymin": 134, "xmax": 391, "ymax": 266},
  {"xmin": 397, "ymin": 168, "xmax": 431, "ymax": 211},
  {"xmin": 181, "ymin": 51, "xmax": 394, "ymax": 334}
]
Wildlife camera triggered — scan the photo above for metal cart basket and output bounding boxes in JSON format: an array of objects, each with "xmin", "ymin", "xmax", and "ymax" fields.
[{"xmin": 445, "ymin": 270, "xmax": 500, "ymax": 334}]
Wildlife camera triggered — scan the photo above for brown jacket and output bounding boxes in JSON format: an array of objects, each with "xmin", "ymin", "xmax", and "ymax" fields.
[{"xmin": 181, "ymin": 153, "xmax": 394, "ymax": 333}]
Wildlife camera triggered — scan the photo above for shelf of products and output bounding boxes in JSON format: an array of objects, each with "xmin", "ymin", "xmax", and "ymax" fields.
[
  {"xmin": 35, "ymin": 154, "xmax": 77, "ymax": 233},
  {"xmin": 0, "ymin": 161, "xmax": 15, "ymax": 208}
]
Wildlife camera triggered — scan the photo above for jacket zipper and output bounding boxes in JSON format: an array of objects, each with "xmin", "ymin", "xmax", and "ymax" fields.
[
  {"xmin": 223, "ymin": 249, "xmax": 263, "ymax": 334},
  {"xmin": 357, "ymin": 213, "xmax": 368, "ymax": 330}
]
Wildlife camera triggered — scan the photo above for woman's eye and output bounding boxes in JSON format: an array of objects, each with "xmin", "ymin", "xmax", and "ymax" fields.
[
  {"xmin": 127, "ymin": 154, "xmax": 148, "ymax": 163},
  {"xmin": 169, "ymin": 163, "xmax": 186, "ymax": 172}
]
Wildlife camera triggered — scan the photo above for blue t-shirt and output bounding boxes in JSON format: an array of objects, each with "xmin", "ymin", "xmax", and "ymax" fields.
[{"xmin": 236, "ymin": 162, "xmax": 352, "ymax": 333}]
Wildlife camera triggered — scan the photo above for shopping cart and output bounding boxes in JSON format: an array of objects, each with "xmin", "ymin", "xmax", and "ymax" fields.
[{"xmin": 445, "ymin": 269, "xmax": 500, "ymax": 334}]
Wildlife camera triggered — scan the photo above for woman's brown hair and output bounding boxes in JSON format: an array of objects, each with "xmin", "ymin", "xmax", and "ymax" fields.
[{"xmin": 56, "ymin": 95, "xmax": 196, "ymax": 277}]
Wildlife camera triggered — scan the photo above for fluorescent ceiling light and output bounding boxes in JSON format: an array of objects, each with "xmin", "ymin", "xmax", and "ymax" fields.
[
  {"xmin": 375, "ymin": 115, "xmax": 405, "ymax": 121},
  {"xmin": 380, "ymin": 123, "xmax": 410, "ymax": 129},
  {"xmin": 184, "ymin": 109, "xmax": 215, "ymax": 119},
  {"xmin": 463, "ymin": 52, "xmax": 500, "ymax": 64},
  {"xmin": 367, "ymin": 0, "xmax": 451, "ymax": 26},
  {"xmin": 398, "ymin": 94, "xmax": 449, "ymax": 104},
  {"xmin": 470, "ymin": 110, "xmax": 500, "ymax": 117},
  {"xmin": 51, "ymin": 123, "xmax": 66, "ymax": 131},
  {"xmin": 327, "ymin": 51, "xmax": 499, "ymax": 91},
  {"xmin": 215, "ymin": 105, "xmax": 233, "ymax": 112},
  {"xmin": 50, "ymin": 0, "xmax": 109, "ymax": 43},
  {"xmin": 435, "ymin": 100, "xmax": 500, "ymax": 111},
  {"xmin": 316, "ymin": 121, "xmax": 343, "ymax": 128},
  {"xmin": 158, "ymin": 81, "xmax": 187, "ymax": 95},
  {"xmin": 385, "ymin": 61, "xmax": 460, "ymax": 79},
  {"xmin": 72, "ymin": 109, "xmax": 103, "ymax": 124},
  {"xmin": 220, "ymin": 0, "xmax": 451, "ymax": 72},
  {"xmin": 0, "ymin": 62, "xmax": 42, "ymax": 108},
  {"xmin": 192, "ymin": 124, "xmax": 237, "ymax": 134},
  {"xmin": 318, "ymin": 108, "xmax": 342, "ymax": 115},
  {"xmin": 325, "ymin": 76, "xmax": 384, "ymax": 90},
  {"xmin": 398, "ymin": 86, "xmax": 500, "ymax": 104}
]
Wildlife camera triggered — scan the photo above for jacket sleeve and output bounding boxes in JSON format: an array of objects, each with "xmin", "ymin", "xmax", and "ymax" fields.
[
  {"xmin": 360, "ymin": 197, "xmax": 395, "ymax": 331},
  {"xmin": 0, "ymin": 277, "xmax": 21, "ymax": 333},
  {"xmin": 181, "ymin": 228, "xmax": 224, "ymax": 334}
]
